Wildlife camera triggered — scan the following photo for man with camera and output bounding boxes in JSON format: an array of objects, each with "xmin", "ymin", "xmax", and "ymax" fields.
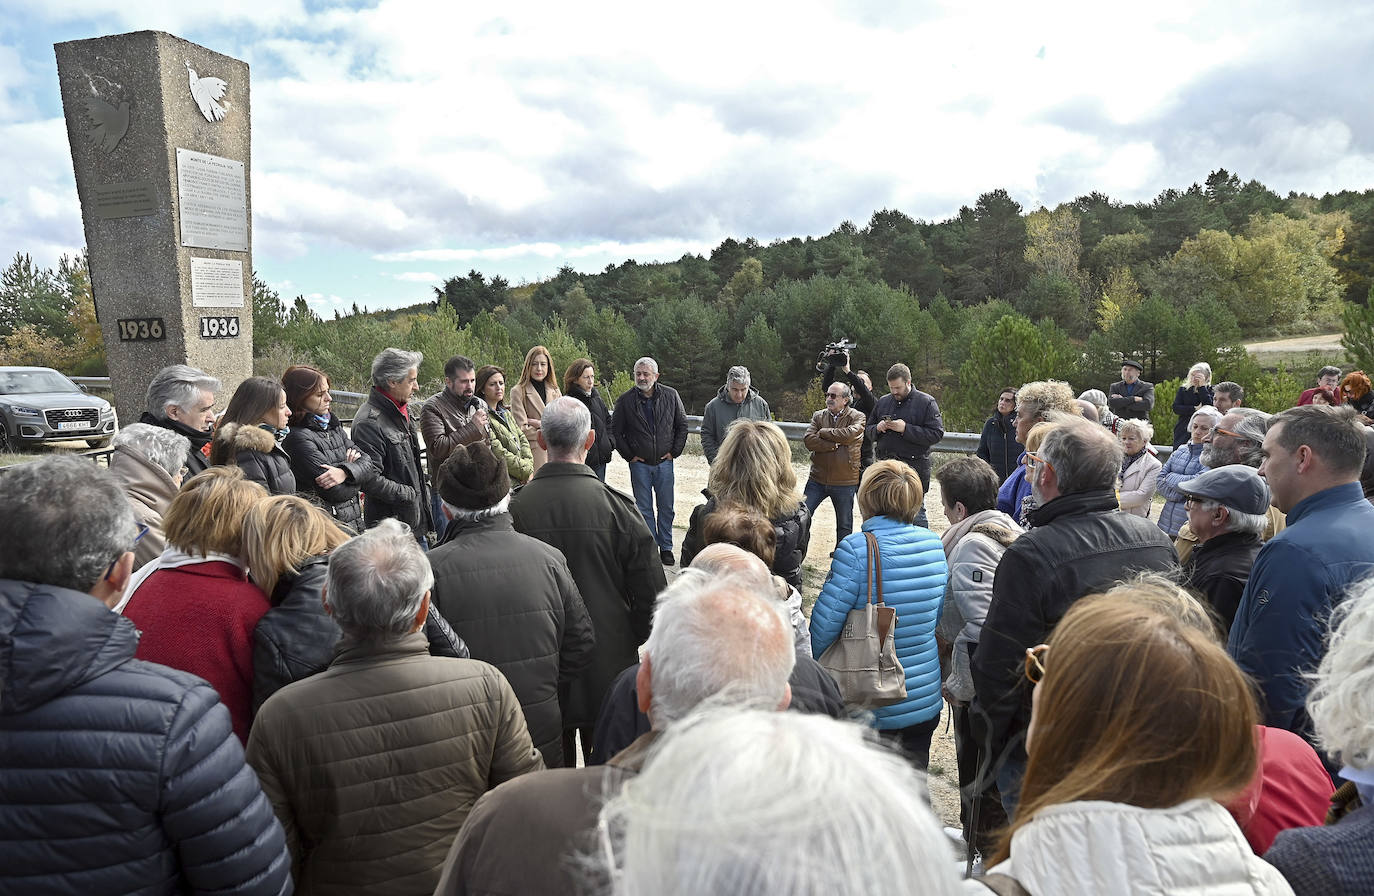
[
  {"xmin": 867, "ymin": 363, "xmax": 944, "ymax": 527},
  {"xmin": 820, "ymin": 341, "xmax": 876, "ymax": 470},
  {"xmin": 421, "ymin": 355, "xmax": 490, "ymax": 533}
]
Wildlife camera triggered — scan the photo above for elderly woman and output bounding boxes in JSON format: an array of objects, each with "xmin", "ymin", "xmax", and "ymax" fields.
[
  {"xmin": 475, "ymin": 365, "xmax": 533, "ymax": 485},
  {"xmin": 997, "ymin": 381, "xmax": 1077, "ymax": 518},
  {"xmin": 1117, "ymin": 418, "xmax": 1162, "ymax": 518},
  {"xmin": 1156, "ymin": 405, "xmax": 1223, "ymax": 537},
  {"xmin": 1266, "ymin": 577, "xmax": 1374, "ymax": 894},
  {"xmin": 1339, "ymin": 370, "xmax": 1374, "ymax": 424},
  {"xmin": 680, "ymin": 420, "xmax": 810, "ymax": 590},
  {"xmin": 106, "ymin": 422, "xmax": 190, "ymax": 567},
  {"xmin": 281, "ymin": 364, "xmax": 376, "ymax": 530},
  {"xmin": 510, "ymin": 345, "xmax": 561, "ymax": 472},
  {"xmin": 1078, "ymin": 388, "xmax": 1121, "ymax": 434},
  {"xmin": 210, "ymin": 375, "xmax": 296, "ymax": 495},
  {"xmin": 984, "ymin": 591, "xmax": 1294, "ymax": 894},
  {"xmin": 810, "ymin": 461, "xmax": 948, "ymax": 767},
  {"xmin": 1171, "ymin": 362, "xmax": 1215, "ymax": 448},
  {"xmin": 120, "ymin": 467, "xmax": 269, "ymax": 743},
  {"xmin": 563, "ymin": 358, "xmax": 614, "ymax": 480}
]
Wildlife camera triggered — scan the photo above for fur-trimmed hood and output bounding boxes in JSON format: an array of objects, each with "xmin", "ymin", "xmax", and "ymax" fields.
[
  {"xmin": 209, "ymin": 421, "xmax": 279, "ymax": 466},
  {"xmin": 970, "ymin": 519, "xmax": 1022, "ymax": 548}
]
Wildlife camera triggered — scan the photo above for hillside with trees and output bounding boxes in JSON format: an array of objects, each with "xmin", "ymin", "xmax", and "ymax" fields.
[{"xmin": 8, "ymin": 169, "xmax": 1374, "ymax": 436}]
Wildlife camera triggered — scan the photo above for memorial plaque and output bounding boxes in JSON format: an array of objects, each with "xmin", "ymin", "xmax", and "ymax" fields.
[
  {"xmin": 198, "ymin": 315, "xmax": 240, "ymax": 338},
  {"xmin": 176, "ymin": 147, "xmax": 248, "ymax": 251},
  {"xmin": 116, "ymin": 317, "xmax": 167, "ymax": 341},
  {"xmin": 94, "ymin": 180, "xmax": 157, "ymax": 219},
  {"xmin": 190, "ymin": 256, "xmax": 245, "ymax": 307}
]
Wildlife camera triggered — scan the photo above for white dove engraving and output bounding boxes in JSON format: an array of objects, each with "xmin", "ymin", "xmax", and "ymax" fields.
[
  {"xmin": 186, "ymin": 60, "xmax": 228, "ymax": 122},
  {"xmin": 84, "ymin": 96, "xmax": 130, "ymax": 152}
]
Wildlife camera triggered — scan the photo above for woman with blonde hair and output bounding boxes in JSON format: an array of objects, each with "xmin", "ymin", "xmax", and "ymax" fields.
[
  {"xmin": 246, "ymin": 495, "xmax": 472, "ymax": 714},
  {"xmin": 680, "ymin": 420, "xmax": 810, "ymax": 589},
  {"xmin": 810, "ymin": 461, "xmax": 947, "ymax": 767},
  {"xmin": 1171, "ymin": 361, "xmax": 1214, "ymax": 448},
  {"xmin": 984, "ymin": 591, "xmax": 1294, "ymax": 895},
  {"xmin": 510, "ymin": 345, "xmax": 561, "ymax": 472},
  {"xmin": 120, "ymin": 467, "xmax": 269, "ymax": 744},
  {"xmin": 1117, "ymin": 418, "xmax": 1162, "ymax": 518}
]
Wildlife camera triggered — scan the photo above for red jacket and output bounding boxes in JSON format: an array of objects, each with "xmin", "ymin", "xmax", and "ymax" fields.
[
  {"xmin": 124, "ymin": 560, "xmax": 269, "ymax": 744},
  {"xmin": 1226, "ymin": 724, "xmax": 1335, "ymax": 853}
]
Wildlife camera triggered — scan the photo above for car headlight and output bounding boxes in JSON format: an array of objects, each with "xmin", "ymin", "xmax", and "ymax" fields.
[
  {"xmin": 99, "ymin": 405, "xmax": 116, "ymax": 419},
  {"xmin": 10, "ymin": 406, "xmax": 41, "ymax": 417}
]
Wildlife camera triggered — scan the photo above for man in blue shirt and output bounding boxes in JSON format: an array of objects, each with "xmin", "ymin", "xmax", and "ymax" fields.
[{"xmin": 1229, "ymin": 405, "xmax": 1374, "ymax": 761}]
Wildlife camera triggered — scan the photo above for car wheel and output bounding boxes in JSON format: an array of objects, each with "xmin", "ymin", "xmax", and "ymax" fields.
[
  {"xmin": 87, "ymin": 437, "xmax": 113, "ymax": 449},
  {"xmin": 0, "ymin": 425, "xmax": 15, "ymax": 454}
]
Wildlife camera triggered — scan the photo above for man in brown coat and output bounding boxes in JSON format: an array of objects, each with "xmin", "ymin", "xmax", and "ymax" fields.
[
  {"xmin": 246, "ymin": 519, "xmax": 542, "ymax": 896},
  {"xmin": 803, "ymin": 380, "xmax": 866, "ymax": 545},
  {"xmin": 432, "ymin": 563, "xmax": 795, "ymax": 896}
]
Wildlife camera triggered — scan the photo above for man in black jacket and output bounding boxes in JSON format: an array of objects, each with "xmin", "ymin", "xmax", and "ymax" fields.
[
  {"xmin": 1178, "ymin": 465, "xmax": 1268, "ymax": 634},
  {"xmin": 1107, "ymin": 358, "xmax": 1155, "ymax": 420},
  {"xmin": 610, "ymin": 356, "xmax": 689, "ymax": 566},
  {"xmin": 428, "ymin": 441, "xmax": 596, "ymax": 768},
  {"xmin": 140, "ymin": 363, "xmax": 221, "ymax": 474},
  {"xmin": 971, "ymin": 415, "xmax": 1177, "ymax": 815},
  {"xmin": 0, "ymin": 457, "xmax": 291, "ymax": 895},
  {"xmin": 866, "ymin": 363, "xmax": 944, "ymax": 527},
  {"xmin": 351, "ymin": 347, "xmax": 432, "ymax": 544}
]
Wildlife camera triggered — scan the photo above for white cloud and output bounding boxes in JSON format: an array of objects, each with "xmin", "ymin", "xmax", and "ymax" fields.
[{"xmin": 392, "ymin": 270, "xmax": 438, "ymax": 282}]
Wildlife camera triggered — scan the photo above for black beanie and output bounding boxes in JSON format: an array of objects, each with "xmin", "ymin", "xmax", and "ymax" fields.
[{"xmin": 435, "ymin": 441, "xmax": 510, "ymax": 510}]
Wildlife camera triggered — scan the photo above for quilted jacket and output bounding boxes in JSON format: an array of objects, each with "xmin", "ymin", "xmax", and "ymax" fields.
[
  {"xmin": 246, "ymin": 632, "xmax": 543, "ymax": 895},
  {"xmin": 0, "ymin": 579, "xmax": 291, "ymax": 895},
  {"xmin": 1156, "ymin": 441, "xmax": 1205, "ymax": 536},
  {"xmin": 210, "ymin": 421, "xmax": 297, "ymax": 496},
  {"xmin": 809, "ymin": 515, "xmax": 948, "ymax": 729},
  {"xmin": 283, "ymin": 412, "xmax": 376, "ymax": 527}
]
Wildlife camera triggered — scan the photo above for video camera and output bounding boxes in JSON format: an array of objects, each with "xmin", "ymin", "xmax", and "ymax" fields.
[{"xmin": 816, "ymin": 339, "xmax": 858, "ymax": 372}]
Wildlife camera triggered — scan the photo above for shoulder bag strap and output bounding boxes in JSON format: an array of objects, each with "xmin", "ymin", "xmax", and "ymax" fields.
[{"xmin": 865, "ymin": 531, "xmax": 884, "ymax": 607}]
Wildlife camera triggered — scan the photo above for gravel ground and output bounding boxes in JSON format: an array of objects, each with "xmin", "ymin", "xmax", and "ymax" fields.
[{"xmin": 604, "ymin": 445, "xmax": 964, "ymax": 829}]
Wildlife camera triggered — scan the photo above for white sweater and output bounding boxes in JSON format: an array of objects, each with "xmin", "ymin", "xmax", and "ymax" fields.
[{"xmin": 989, "ymin": 798, "xmax": 1295, "ymax": 895}]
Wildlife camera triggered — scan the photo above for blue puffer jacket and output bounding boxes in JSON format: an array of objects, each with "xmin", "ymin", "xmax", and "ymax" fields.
[
  {"xmin": 1156, "ymin": 441, "xmax": 1205, "ymax": 536},
  {"xmin": 0, "ymin": 579, "xmax": 292, "ymax": 895},
  {"xmin": 810, "ymin": 515, "xmax": 948, "ymax": 729}
]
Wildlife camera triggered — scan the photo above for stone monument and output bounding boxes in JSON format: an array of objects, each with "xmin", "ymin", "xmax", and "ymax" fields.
[{"xmin": 55, "ymin": 31, "xmax": 252, "ymax": 427}]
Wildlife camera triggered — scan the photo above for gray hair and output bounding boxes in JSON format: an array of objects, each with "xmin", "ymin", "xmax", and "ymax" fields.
[
  {"xmin": 1118, "ymin": 417, "xmax": 1155, "ymax": 443},
  {"xmin": 642, "ymin": 567, "xmax": 795, "ymax": 728},
  {"xmin": 1038, "ymin": 413, "xmax": 1122, "ymax": 494},
  {"xmin": 1320, "ymin": 365, "xmax": 1343, "ymax": 380},
  {"xmin": 634, "ymin": 357, "xmax": 658, "ymax": 374},
  {"xmin": 326, "ymin": 518, "xmax": 433, "ymax": 640},
  {"xmin": 371, "ymin": 348, "xmax": 423, "ymax": 389},
  {"xmin": 1078, "ymin": 389, "xmax": 1107, "ymax": 411},
  {"xmin": 0, "ymin": 456, "xmax": 138, "ymax": 592},
  {"xmin": 1214, "ymin": 381, "xmax": 1244, "ymax": 403},
  {"xmin": 1308, "ymin": 576, "xmax": 1374, "ymax": 768},
  {"xmin": 1188, "ymin": 362, "xmax": 1213, "ymax": 383},
  {"xmin": 596, "ymin": 708, "xmax": 966, "ymax": 896},
  {"xmin": 726, "ymin": 366, "xmax": 750, "ymax": 387},
  {"xmin": 1189, "ymin": 499, "xmax": 1268, "ymax": 537},
  {"xmin": 145, "ymin": 364, "xmax": 221, "ymax": 417},
  {"xmin": 827, "ymin": 381, "xmax": 853, "ymax": 401},
  {"xmin": 441, "ymin": 494, "xmax": 511, "ymax": 523},
  {"xmin": 113, "ymin": 422, "xmax": 190, "ymax": 478},
  {"xmin": 1189, "ymin": 406, "xmax": 1223, "ymax": 430},
  {"xmin": 689, "ymin": 543, "xmax": 772, "ymax": 590},
  {"xmin": 1211, "ymin": 408, "xmax": 1271, "ymax": 468},
  {"xmin": 541, "ymin": 396, "xmax": 592, "ymax": 456}
]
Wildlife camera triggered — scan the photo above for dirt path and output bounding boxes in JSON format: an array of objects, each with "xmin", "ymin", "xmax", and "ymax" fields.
[
  {"xmin": 604, "ymin": 447, "xmax": 963, "ymax": 828},
  {"xmin": 1244, "ymin": 332, "xmax": 1344, "ymax": 355}
]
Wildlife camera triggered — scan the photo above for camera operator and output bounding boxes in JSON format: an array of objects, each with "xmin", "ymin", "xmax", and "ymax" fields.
[
  {"xmin": 421, "ymin": 355, "xmax": 491, "ymax": 527},
  {"xmin": 821, "ymin": 344, "xmax": 876, "ymax": 470}
]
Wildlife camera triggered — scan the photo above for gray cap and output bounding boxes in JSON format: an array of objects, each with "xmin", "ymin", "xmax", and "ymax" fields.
[
  {"xmin": 1178, "ymin": 465, "xmax": 1271, "ymax": 515},
  {"xmin": 1122, "ymin": 359, "xmax": 1144, "ymax": 372}
]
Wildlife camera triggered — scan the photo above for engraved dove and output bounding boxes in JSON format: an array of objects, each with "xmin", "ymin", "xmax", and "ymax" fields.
[
  {"xmin": 84, "ymin": 95, "xmax": 129, "ymax": 152},
  {"xmin": 186, "ymin": 60, "xmax": 228, "ymax": 122}
]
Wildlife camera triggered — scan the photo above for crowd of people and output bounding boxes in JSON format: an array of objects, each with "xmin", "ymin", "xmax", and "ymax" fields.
[{"xmin": 3, "ymin": 346, "xmax": 1374, "ymax": 895}]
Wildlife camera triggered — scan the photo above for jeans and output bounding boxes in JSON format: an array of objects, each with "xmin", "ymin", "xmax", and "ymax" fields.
[
  {"xmin": 590, "ymin": 462, "xmax": 607, "ymax": 482},
  {"xmin": 629, "ymin": 459, "xmax": 675, "ymax": 551},
  {"xmin": 804, "ymin": 479, "xmax": 858, "ymax": 544},
  {"xmin": 878, "ymin": 712, "xmax": 941, "ymax": 770}
]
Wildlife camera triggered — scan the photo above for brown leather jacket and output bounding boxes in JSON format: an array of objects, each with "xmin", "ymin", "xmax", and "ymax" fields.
[
  {"xmin": 419, "ymin": 388, "xmax": 488, "ymax": 485},
  {"xmin": 803, "ymin": 406, "xmax": 866, "ymax": 486}
]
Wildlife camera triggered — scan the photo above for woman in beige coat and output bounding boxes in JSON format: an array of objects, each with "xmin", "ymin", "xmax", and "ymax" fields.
[{"xmin": 510, "ymin": 345, "xmax": 561, "ymax": 472}]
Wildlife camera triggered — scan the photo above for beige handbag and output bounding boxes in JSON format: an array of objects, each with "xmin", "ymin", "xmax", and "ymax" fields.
[{"xmin": 818, "ymin": 531, "xmax": 908, "ymax": 709}]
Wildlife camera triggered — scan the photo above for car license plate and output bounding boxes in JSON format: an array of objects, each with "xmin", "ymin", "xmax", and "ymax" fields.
[{"xmin": 57, "ymin": 421, "xmax": 88, "ymax": 431}]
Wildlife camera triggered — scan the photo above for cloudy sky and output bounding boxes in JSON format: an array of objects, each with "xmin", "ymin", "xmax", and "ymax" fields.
[{"xmin": 3, "ymin": 0, "xmax": 1372, "ymax": 312}]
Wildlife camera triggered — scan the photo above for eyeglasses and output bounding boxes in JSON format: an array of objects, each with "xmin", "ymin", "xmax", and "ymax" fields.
[
  {"xmin": 1026, "ymin": 452, "xmax": 1055, "ymax": 478},
  {"xmin": 1025, "ymin": 644, "xmax": 1049, "ymax": 684},
  {"xmin": 104, "ymin": 523, "xmax": 150, "ymax": 581},
  {"xmin": 1211, "ymin": 426, "xmax": 1242, "ymax": 439}
]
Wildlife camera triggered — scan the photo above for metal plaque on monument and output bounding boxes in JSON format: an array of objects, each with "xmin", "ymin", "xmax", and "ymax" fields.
[{"xmin": 55, "ymin": 31, "xmax": 252, "ymax": 427}]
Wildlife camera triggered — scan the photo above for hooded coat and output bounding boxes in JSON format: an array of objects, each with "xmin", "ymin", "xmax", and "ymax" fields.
[
  {"xmin": 210, "ymin": 421, "xmax": 297, "ymax": 496},
  {"xmin": 106, "ymin": 442, "xmax": 179, "ymax": 567},
  {"xmin": 699, "ymin": 384, "xmax": 771, "ymax": 464},
  {"xmin": 0, "ymin": 578, "xmax": 291, "ymax": 895}
]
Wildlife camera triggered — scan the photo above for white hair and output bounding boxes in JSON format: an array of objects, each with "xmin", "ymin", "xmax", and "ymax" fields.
[
  {"xmin": 642, "ymin": 568, "xmax": 794, "ymax": 727},
  {"xmin": 1189, "ymin": 500, "xmax": 1268, "ymax": 537},
  {"xmin": 1118, "ymin": 417, "xmax": 1155, "ymax": 443},
  {"xmin": 1309, "ymin": 576, "xmax": 1374, "ymax": 769},
  {"xmin": 634, "ymin": 357, "xmax": 658, "ymax": 374},
  {"xmin": 596, "ymin": 708, "xmax": 966, "ymax": 896},
  {"xmin": 542, "ymin": 395, "xmax": 592, "ymax": 456},
  {"xmin": 689, "ymin": 543, "xmax": 772, "ymax": 591},
  {"xmin": 1189, "ymin": 362, "xmax": 1213, "ymax": 383},
  {"xmin": 371, "ymin": 347, "xmax": 423, "ymax": 389},
  {"xmin": 326, "ymin": 518, "xmax": 433, "ymax": 640},
  {"xmin": 145, "ymin": 363, "xmax": 221, "ymax": 417},
  {"xmin": 113, "ymin": 422, "xmax": 190, "ymax": 478},
  {"xmin": 441, "ymin": 494, "xmax": 510, "ymax": 522},
  {"xmin": 1190, "ymin": 405, "xmax": 1223, "ymax": 429}
]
